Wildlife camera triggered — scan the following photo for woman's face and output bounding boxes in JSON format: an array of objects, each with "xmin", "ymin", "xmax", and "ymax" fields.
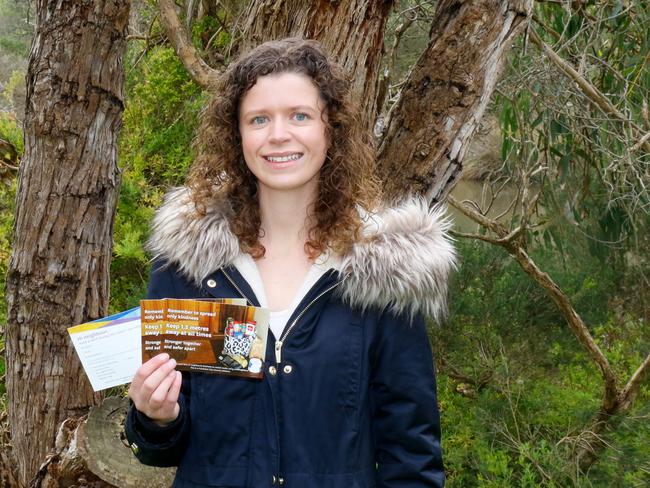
[{"xmin": 238, "ymin": 72, "xmax": 328, "ymax": 197}]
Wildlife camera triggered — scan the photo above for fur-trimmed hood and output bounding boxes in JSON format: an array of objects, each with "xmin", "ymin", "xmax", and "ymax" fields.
[{"xmin": 147, "ymin": 187, "xmax": 457, "ymax": 322}]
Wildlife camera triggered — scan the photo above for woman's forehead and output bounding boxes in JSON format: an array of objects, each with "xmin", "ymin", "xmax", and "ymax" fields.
[{"xmin": 239, "ymin": 72, "xmax": 323, "ymax": 113}]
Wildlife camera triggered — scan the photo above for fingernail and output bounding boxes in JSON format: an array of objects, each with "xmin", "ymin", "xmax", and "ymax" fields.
[
  {"xmin": 161, "ymin": 353, "xmax": 169, "ymax": 361},
  {"xmin": 170, "ymin": 358, "xmax": 177, "ymax": 367}
]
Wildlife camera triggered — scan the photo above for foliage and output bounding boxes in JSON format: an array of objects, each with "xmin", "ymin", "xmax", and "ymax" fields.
[
  {"xmin": 0, "ymin": 0, "xmax": 31, "ymax": 113},
  {"xmin": 433, "ymin": 2, "xmax": 649, "ymax": 485},
  {"xmin": 495, "ymin": 1, "xmax": 649, "ymax": 258},
  {"xmin": 0, "ymin": 0, "xmax": 31, "ymax": 54},
  {"xmin": 110, "ymin": 31, "xmax": 207, "ymax": 312},
  {"xmin": 0, "ymin": 110, "xmax": 23, "ymax": 155},
  {"xmin": 0, "ymin": 111, "xmax": 19, "ymax": 400},
  {"xmin": 433, "ymin": 240, "xmax": 650, "ymax": 487}
]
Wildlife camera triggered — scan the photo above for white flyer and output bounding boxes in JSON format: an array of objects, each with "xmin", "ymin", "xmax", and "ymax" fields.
[{"xmin": 67, "ymin": 307, "xmax": 142, "ymax": 391}]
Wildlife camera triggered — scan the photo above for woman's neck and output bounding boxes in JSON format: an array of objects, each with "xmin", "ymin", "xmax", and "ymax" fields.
[
  {"xmin": 255, "ymin": 185, "xmax": 318, "ymax": 311},
  {"xmin": 257, "ymin": 186, "xmax": 316, "ymax": 251}
]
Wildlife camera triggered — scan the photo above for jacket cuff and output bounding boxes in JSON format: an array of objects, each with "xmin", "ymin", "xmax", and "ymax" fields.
[
  {"xmin": 134, "ymin": 406, "xmax": 184, "ymax": 442},
  {"xmin": 125, "ymin": 396, "xmax": 189, "ymax": 467}
]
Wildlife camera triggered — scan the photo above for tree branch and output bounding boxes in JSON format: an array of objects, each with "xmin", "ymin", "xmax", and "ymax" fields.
[
  {"xmin": 528, "ymin": 27, "xmax": 650, "ymax": 153},
  {"xmin": 448, "ymin": 190, "xmax": 650, "ymax": 471},
  {"xmin": 157, "ymin": 0, "xmax": 220, "ymax": 89},
  {"xmin": 618, "ymin": 353, "xmax": 650, "ymax": 412},
  {"xmin": 0, "ymin": 138, "xmax": 19, "ymax": 166},
  {"xmin": 376, "ymin": 8, "xmax": 418, "ymax": 121},
  {"xmin": 388, "ymin": 9, "xmax": 417, "ymax": 77},
  {"xmin": 629, "ymin": 131, "xmax": 650, "ymax": 153},
  {"xmin": 576, "ymin": 353, "xmax": 650, "ymax": 471},
  {"xmin": 447, "ymin": 194, "xmax": 620, "ymax": 410}
]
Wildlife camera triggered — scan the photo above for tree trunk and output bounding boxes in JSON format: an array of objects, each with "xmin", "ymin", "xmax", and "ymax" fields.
[
  {"xmin": 238, "ymin": 0, "xmax": 394, "ymax": 128},
  {"xmin": 29, "ymin": 397, "xmax": 175, "ymax": 488},
  {"xmin": 4, "ymin": 0, "xmax": 130, "ymax": 484},
  {"xmin": 377, "ymin": 0, "xmax": 532, "ymax": 202}
]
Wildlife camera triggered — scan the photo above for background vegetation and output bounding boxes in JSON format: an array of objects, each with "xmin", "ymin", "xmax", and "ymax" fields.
[{"xmin": 1, "ymin": 0, "xmax": 648, "ymax": 486}]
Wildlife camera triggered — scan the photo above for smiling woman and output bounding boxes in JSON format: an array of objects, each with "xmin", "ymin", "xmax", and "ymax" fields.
[
  {"xmin": 125, "ymin": 38, "xmax": 455, "ymax": 488},
  {"xmin": 187, "ymin": 38, "xmax": 379, "ymax": 261}
]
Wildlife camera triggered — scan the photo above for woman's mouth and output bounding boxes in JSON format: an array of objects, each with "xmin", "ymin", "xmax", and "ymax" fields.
[{"xmin": 264, "ymin": 153, "xmax": 303, "ymax": 163}]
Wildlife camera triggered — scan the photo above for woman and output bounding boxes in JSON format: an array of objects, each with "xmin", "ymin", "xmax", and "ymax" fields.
[{"xmin": 126, "ymin": 38, "xmax": 455, "ymax": 488}]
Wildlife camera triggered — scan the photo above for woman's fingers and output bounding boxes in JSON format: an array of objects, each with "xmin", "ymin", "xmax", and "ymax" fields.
[
  {"xmin": 168, "ymin": 371, "xmax": 183, "ymax": 404},
  {"xmin": 129, "ymin": 354, "xmax": 180, "ymax": 420},
  {"xmin": 149, "ymin": 369, "xmax": 178, "ymax": 409},
  {"xmin": 139, "ymin": 358, "xmax": 177, "ymax": 396},
  {"xmin": 131, "ymin": 353, "xmax": 170, "ymax": 389},
  {"xmin": 144, "ymin": 371, "xmax": 182, "ymax": 423}
]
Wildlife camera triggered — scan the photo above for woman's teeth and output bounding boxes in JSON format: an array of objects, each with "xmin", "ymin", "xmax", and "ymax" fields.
[{"xmin": 265, "ymin": 153, "xmax": 302, "ymax": 162}]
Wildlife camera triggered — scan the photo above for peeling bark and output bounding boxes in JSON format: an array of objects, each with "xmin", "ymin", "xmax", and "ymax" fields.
[
  {"xmin": 238, "ymin": 0, "xmax": 394, "ymax": 128},
  {"xmin": 5, "ymin": 0, "xmax": 130, "ymax": 484},
  {"xmin": 377, "ymin": 0, "xmax": 533, "ymax": 203}
]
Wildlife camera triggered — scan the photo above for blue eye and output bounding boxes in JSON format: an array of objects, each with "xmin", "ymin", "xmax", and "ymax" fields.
[
  {"xmin": 294, "ymin": 113, "xmax": 308, "ymax": 122},
  {"xmin": 252, "ymin": 115, "xmax": 267, "ymax": 125}
]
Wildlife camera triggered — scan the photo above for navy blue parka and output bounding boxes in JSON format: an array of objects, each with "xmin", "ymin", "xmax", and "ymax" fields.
[{"xmin": 125, "ymin": 188, "xmax": 456, "ymax": 488}]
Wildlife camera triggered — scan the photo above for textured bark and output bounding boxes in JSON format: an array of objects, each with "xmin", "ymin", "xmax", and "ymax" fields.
[
  {"xmin": 5, "ymin": 0, "xmax": 129, "ymax": 484},
  {"xmin": 29, "ymin": 397, "xmax": 175, "ymax": 488},
  {"xmin": 377, "ymin": 0, "xmax": 533, "ymax": 203},
  {"xmin": 238, "ymin": 0, "xmax": 394, "ymax": 128},
  {"xmin": 1, "ymin": 449, "xmax": 20, "ymax": 487}
]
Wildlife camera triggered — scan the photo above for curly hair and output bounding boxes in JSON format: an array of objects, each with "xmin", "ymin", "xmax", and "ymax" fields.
[{"xmin": 187, "ymin": 38, "xmax": 380, "ymax": 258}]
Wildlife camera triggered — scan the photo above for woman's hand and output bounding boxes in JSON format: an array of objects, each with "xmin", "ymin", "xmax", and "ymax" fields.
[{"xmin": 129, "ymin": 353, "xmax": 182, "ymax": 426}]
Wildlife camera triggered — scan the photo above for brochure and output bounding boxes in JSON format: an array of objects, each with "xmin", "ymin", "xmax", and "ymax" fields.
[
  {"xmin": 141, "ymin": 298, "xmax": 269, "ymax": 379},
  {"xmin": 67, "ymin": 307, "xmax": 141, "ymax": 392},
  {"xmin": 68, "ymin": 298, "xmax": 270, "ymax": 391}
]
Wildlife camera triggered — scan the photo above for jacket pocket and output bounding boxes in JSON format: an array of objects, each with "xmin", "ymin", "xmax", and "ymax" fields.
[{"xmin": 188, "ymin": 373, "xmax": 256, "ymax": 467}]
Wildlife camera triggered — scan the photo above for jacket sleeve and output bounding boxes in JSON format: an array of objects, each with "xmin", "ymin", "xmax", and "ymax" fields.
[
  {"xmin": 370, "ymin": 310, "xmax": 445, "ymax": 487},
  {"xmin": 124, "ymin": 259, "xmax": 192, "ymax": 467}
]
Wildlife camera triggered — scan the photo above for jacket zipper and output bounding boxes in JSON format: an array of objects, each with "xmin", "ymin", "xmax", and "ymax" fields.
[
  {"xmin": 221, "ymin": 266, "xmax": 339, "ymax": 482},
  {"xmin": 220, "ymin": 268, "xmax": 256, "ymax": 305},
  {"xmin": 221, "ymin": 266, "xmax": 340, "ymax": 365},
  {"xmin": 274, "ymin": 281, "xmax": 341, "ymax": 364}
]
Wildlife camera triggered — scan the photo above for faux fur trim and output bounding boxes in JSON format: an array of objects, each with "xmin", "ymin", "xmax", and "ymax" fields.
[
  {"xmin": 147, "ymin": 187, "xmax": 457, "ymax": 321},
  {"xmin": 339, "ymin": 199, "xmax": 456, "ymax": 322},
  {"xmin": 147, "ymin": 188, "xmax": 241, "ymax": 284}
]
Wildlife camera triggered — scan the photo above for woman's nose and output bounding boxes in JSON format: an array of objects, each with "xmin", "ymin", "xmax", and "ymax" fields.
[{"xmin": 268, "ymin": 119, "xmax": 291, "ymax": 143}]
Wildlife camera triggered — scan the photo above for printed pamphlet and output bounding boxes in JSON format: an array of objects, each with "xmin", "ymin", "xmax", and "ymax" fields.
[
  {"xmin": 67, "ymin": 307, "xmax": 141, "ymax": 391},
  {"xmin": 68, "ymin": 298, "xmax": 269, "ymax": 391},
  {"xmin": 141, "ymin": 298, "xmax": 269, "ymax": 379}
]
